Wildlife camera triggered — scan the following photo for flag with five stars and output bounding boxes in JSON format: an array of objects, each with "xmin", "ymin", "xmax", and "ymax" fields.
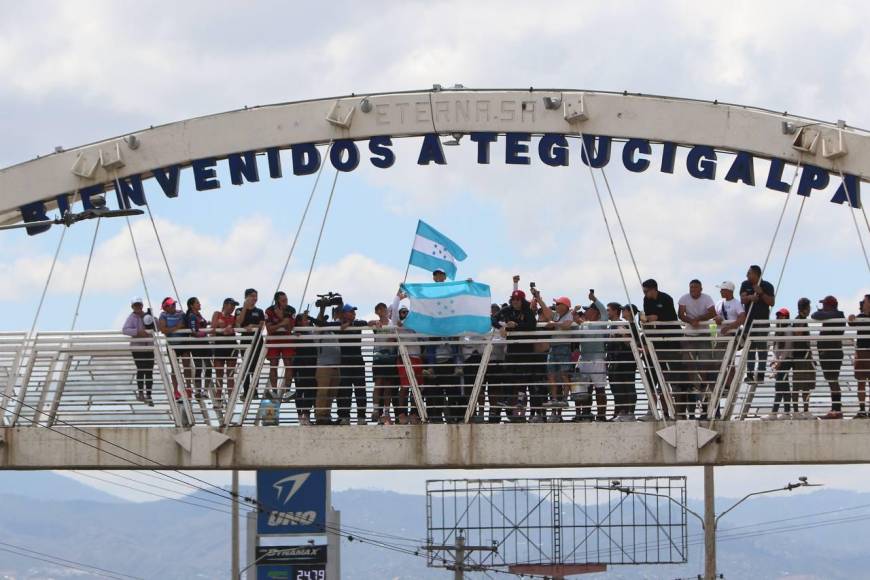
[
  {"xmin": 408, "ymin": 220, "xmax": 468, "ymax": 280},
  {"xmin": 400, "ymin": 280, "xmax": 492, "ymax": 336}
]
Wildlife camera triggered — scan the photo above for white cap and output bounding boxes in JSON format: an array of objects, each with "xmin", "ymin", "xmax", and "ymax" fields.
[
  {"xmin": 131, "ymin": 297, "xmax": 144, "ymax": 305},
  {"xmin": 715, "ymin": 281, "xmax": 736, "ymax": 292}
]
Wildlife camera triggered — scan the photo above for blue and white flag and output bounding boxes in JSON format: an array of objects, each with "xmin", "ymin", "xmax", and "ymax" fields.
[
  {"xmin": 408, "ymin": 220, "xmax": 468, "ymax": 280},
  {"xmin": 401, "ymin": 280, "xmax": 492, "ymax": 336}
]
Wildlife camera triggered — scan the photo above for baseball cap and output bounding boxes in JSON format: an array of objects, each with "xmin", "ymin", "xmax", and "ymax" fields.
[
  {"xmin": 776, "ymin": 307, "xmax": 791, "ymax": 317},
  {"xmin": 554, "ymin": 296, "xmax": 572, "ymax": 308},
  {"xmin": 715, "ymin": 281, "xmax": 736, "ymax": 292},
  {"xmin": 820, "ymin": 295, "xmax": 838, "ymax": 307},
  {"xmin": 433, "ymin": 268, "xmax": 446, "ymax": 276},
  {"xmin": 131, "ymin": 297, "xmax": 143, "ymax": 305},
  {"xmin": 341, "ymin": 304, "xmax": 358, "ymax": 312},
  {"xmin": 223, "ymin": 297, "xmax": 239, "ymax": 306},
  {"xmin": 161, "ymin": 297, "xmax": 176, "ymax": 307},
  {"xmin": 510, "ymin": 289, "xmax": 526, "ymax": 301}
]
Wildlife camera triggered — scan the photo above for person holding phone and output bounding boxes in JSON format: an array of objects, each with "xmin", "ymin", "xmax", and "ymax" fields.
[{"xmin": 236, "ymin": 288, "xmax": 265, "ymax": 399}]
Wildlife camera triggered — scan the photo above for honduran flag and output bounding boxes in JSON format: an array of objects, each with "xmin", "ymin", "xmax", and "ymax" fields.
[
  {"xmin": 408, "ymin": 220, "xmax": 467, "ymax": 280},
  {"xmin": 400, "ymin": 280, "xmax": 492, "ymax": 336}
]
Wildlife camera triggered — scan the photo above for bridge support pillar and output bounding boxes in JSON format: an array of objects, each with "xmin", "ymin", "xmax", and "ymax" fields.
[
  {"xmin": 656, "ymin": 421, "xmax": 719, "ymax": 463},
  {"xmin": 173, "ymin": 427, "xmax": 234, "ymax": 466}
]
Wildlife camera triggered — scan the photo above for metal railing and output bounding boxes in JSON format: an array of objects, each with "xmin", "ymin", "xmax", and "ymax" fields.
[{"xmin": 0, "ymin": 320, "xmax": 865, "ymax": 427}]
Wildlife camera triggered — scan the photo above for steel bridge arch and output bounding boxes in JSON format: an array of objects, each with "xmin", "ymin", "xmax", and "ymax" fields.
[{"xmin": 1, "ymin": 88, "xmax": 867, "ymax": 227}]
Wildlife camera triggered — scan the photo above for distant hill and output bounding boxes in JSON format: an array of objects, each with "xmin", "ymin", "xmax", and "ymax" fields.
[{"xmin": 0, "ymin": 472, "xmax": 868, "ymax": 579}]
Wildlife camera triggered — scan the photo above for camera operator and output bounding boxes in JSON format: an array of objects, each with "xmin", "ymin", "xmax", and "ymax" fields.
[{"xmin": 235, "ymin": 288, "xmax": 266, "ymax": 399}]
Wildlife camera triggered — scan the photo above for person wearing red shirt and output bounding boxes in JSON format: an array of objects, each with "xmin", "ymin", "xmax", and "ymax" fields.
[{"xmin": 265, "ymin": 291, "xmax": 296, "ymax": 401}]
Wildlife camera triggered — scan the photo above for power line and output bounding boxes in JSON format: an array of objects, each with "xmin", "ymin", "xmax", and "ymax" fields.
[{"xmin": 0, "ymin": 542, "xmax": 141, "ymax": 580}]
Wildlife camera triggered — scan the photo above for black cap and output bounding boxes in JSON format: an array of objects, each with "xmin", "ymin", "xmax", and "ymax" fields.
[
  {"xmin": 224, "ymin": 297, "xmax": 239, "ymax": 306},
  {"xmin": 642, "ymin": 279, "xmax": 658, "ymax": 289}
]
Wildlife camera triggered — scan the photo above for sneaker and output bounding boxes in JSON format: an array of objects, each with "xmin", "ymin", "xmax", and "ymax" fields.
[
  {"xmin": 855, "ymin": 411, "xmax": 868, "ymax": 419},
  {"xmin": 135, "ymin": 392, "xmax": 144, "ymax": 402},
  {"xmin": 801, "ymin": 411, "xmax": 815, "ymax": 420},
  {"xmin": 299, "ymin": 416, "xmax": 311, "ymax": 426},
  {"xmin": 145, "ymin": 397, "xmax": 154, "ymax": 407},
  {"xmin": 546, "ymin": 415, "xmax": 561, "ymax": 423},
  {"xmin": 339, "ymin": 418, "xmax": 351, "ymax": 426},
  {"xmin": 529, "ymin": 415, "xmax": 544, "ymax": 423},
  {"xmin": 594, "ymin": 415, "xmax": 608, "ymax": 422},
  {"xmin": 762, "ymin": 412, "xmax": 780, "ymax": 421},
  {"xmin": 822, "ymin": 410, "xmax": 843, "ymax": 420},
  {"xmin": 638, "ymin": 411, "xmax": 656, "ymax": 422},
  {"xmin": 614, "ymin": 414, "xmax": 635, "ymax": 422}
]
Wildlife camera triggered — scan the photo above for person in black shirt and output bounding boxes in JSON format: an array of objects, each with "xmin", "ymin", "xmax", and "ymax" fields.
[
  {"xmin": 739, "ymin": 265, "xmax": 776, "ymax": 385},
  {"xmin": 812, "ymin": 295, "xmax": 846, "ymax": 419},
  {"xmin": 292, "ymin": 312, "xmax": 318, "ymax": 425},
  {"xmin": 494, "ymin": 289, "xmax": 536, "ymax": 422},
  {"xmin": 641, "ymin": 279, "xmax": 681, "ymax": 419},
  {"xmin": 849, "ymin": 295, "xmax": 870, "ymax": 418},
  {"xmin": 236, "ymin": 288, "xmax": 266, "ymax": 399},
  {"xmin": 336, "ymin": 304, "xmax": 371, "ymax": 425}
]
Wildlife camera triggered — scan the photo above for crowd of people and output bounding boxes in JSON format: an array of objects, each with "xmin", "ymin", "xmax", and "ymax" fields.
[{"xmin": 121, "ymin": 265, "xmax": 870, "ymax": 424}]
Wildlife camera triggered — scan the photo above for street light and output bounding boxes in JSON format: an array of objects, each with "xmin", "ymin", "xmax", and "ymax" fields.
[
  {"xmin": 597, "ymin": 475, "xmax": 822, "ymax": 580},
  {"xmin": 0, "ymin": 197, "xmax": 144, "ymax": 232}
]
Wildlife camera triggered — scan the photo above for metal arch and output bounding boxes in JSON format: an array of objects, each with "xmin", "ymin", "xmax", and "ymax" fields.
[{"xmin": 1, "ymin": 88, "xmax": 868, "ymax": 225}]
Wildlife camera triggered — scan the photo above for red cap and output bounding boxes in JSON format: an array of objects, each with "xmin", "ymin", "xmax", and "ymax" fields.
[
  {"xmin": 510, "ymin": 290, "xmax": 526, "ymax": 301},
  {"xmin": 162, "ymin": 297, "xmax": 176, "ymax": 307},
  {"xmin": 820, "ymin": 295, "xmax": 838, "ymax": 307},
  {"xmin": 776, "ymin": 307, "xmax": 791, "ymax": 317},
  {"xmin": 554, "ymin": 296, "xmax": 572, "ymax": 308}
]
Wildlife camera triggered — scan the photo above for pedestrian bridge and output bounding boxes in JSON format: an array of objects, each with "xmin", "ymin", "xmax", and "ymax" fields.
[{"xmin": 0, "ymin": 321, "xmax": 867, "ymax": 470}]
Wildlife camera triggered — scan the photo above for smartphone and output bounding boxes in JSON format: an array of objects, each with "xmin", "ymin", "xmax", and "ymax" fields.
[
  {"xmin": 590, "ymin": 288, "xmax": 595, "ymax": 294},
  {"xmin": 530, "ymin": 282, "xmax": 536, "ymax": 289}
]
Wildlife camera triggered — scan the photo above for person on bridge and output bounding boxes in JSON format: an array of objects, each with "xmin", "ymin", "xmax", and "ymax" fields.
[
  {"xmin": 740, "ymin": 265, "xmax": 776, "ymax": 386},
  {"xmin": 496, "ymin": 289, "xmax": 536, "ymax": 423},
  {"xmin": 391, "ymin": 295, "xmax": 422, "ymax": 425},
  {"xmin": 370, "ymin": 302, "xmax": 399, "ymax": 425},
  {"xmin": 571, "ymin": 293, "xmax": 608, "ymax": 421},
  {"xmin": 677, "ymin": 279, "xmax": 717, "ymax": 415},
  {"xmin": 158, "ymin": 297, "xmax": 186, "ymax": 399},
  {"xmin": 606, "ymin": 301, "xmax": 636, "ymax": 421},
  {"xmin": 812, "ymin": 296, "xmax": 846, "ymax": 419},
  {"xmin": 122, "ymin": 297, "xmax": 154, "ymax": 406},
  {"xmin": 183, "ymin": 297, "xmax": 211, "ymax": 400},
  {"xmin": 236, "ymin": 288, "xmax": 266, "ymax": 399},
  {"xmin": 641, "ymin": 279, "xmax": 680, "ymax": 420},
  {"xmin": 210, "ymin": 297, "xmax": 239, "ymax": 410},
  {"xmin": 533, "ymin": 288, "xmax": 576, "ymax": 420},
  {"xmin": 265, "ymin": 291, "xmax": 296, "ymax": 401},
  {"xmin": 291, "ymin": 311, "xmax": 318, "ymax": 426},
  {"xmin": 337, "ymin": 304, "xmax": 371, "ymax": 425},
  {"xmin": 849, "ymin": 295, "xmax": 870, "ymax": 418}
]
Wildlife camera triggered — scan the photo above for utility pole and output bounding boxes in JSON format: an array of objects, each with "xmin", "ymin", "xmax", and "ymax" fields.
[
  {"xmin": 425, "ymin": 529, "xmax": 497, "ymax": 579},
  {"xmin": 231, "ymin": 470, "xmax": 240, "ymax": 579},
  {"xmin": 454, "ymin": 535, "xmax": 465, "ymax": 580},
  {"xmin": 703, "ymin": 465, "xmax": 716, "ymax": 580}
]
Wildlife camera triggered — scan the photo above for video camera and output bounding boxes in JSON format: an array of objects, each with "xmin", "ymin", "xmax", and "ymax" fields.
[{"xmin": 315, "ymin": 292, "xmax": 343, "ymax": 309}]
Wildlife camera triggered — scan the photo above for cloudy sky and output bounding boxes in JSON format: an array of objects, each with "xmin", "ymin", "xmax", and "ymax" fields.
[{"xmin": 1, "ymin": 0, "xmax": 869, "ymax": 501}]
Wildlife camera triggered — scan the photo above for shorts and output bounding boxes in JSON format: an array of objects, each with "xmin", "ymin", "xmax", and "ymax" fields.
[
  {"xmin": 167, "ymin": 337, "xmax": 189, "ymax": 357},
  {"xmin": 373, "ymin": 354, "xmax": 399, "ymax": 380},
  {"xmin": 854, "ymin": 348, "xmax": 870, "ymax": 382},
  {"xmin": 212, "ymin": 348, "xmax": 238, "ymax": 362},
  {"xmin": 267, "ymin": 347, "xmax": 296, "ymax": 360},
  {"xmin": 791, "ymin": 358, "xmax": 815, "ymax": 390},
  {"xmin": 818, "ymin": 350, "xmax": 843, "ymax": 382},
  {"xmin": 547, "ymin": 344, "xmax": 574, "ymax": 376},
  {"xmin": 572, "ymin": 359, "xmax": 606, "ymax": 393}
]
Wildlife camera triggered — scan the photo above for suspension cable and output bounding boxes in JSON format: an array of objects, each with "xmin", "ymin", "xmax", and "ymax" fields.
[
  {"xmin": 576, "ymin": 133, "xmax": 635, "ymax": 309},
  {"xmin": 772, "ymin": 196, "xmax": 808, "ymax": 294},
  {"xmin": 596, "ymin": 160, "xmax": 644, "ymax": 287},
  {"xmin": 834, "ymin": 167, "xmax": 870, "ymax": 274},
  {"xmin": 69, "ymin": 217, "xmax": 101, "ymax": 332},
  {"xmin": 275, "ymin": 141, "xmax": 334, "ymax": 294},
  {"xmin": 27, "ymin": 226, "xmax": 66, "ymax": 338},
  {"xmin": 125, "ymin": 215, "xmax": 153, "ymax": 310},
  {"xmin": 144, "ymin": 201, "xmax": 181, "ymax": 302},
  {"xmin": 298, "ymin": 168, "xmax": 340, "ymax": 312}
]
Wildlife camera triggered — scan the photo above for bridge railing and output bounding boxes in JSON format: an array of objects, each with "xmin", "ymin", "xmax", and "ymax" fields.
[{"xmin": 0, "ymin": 320, "xmax": 864, "ymax": 427}]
